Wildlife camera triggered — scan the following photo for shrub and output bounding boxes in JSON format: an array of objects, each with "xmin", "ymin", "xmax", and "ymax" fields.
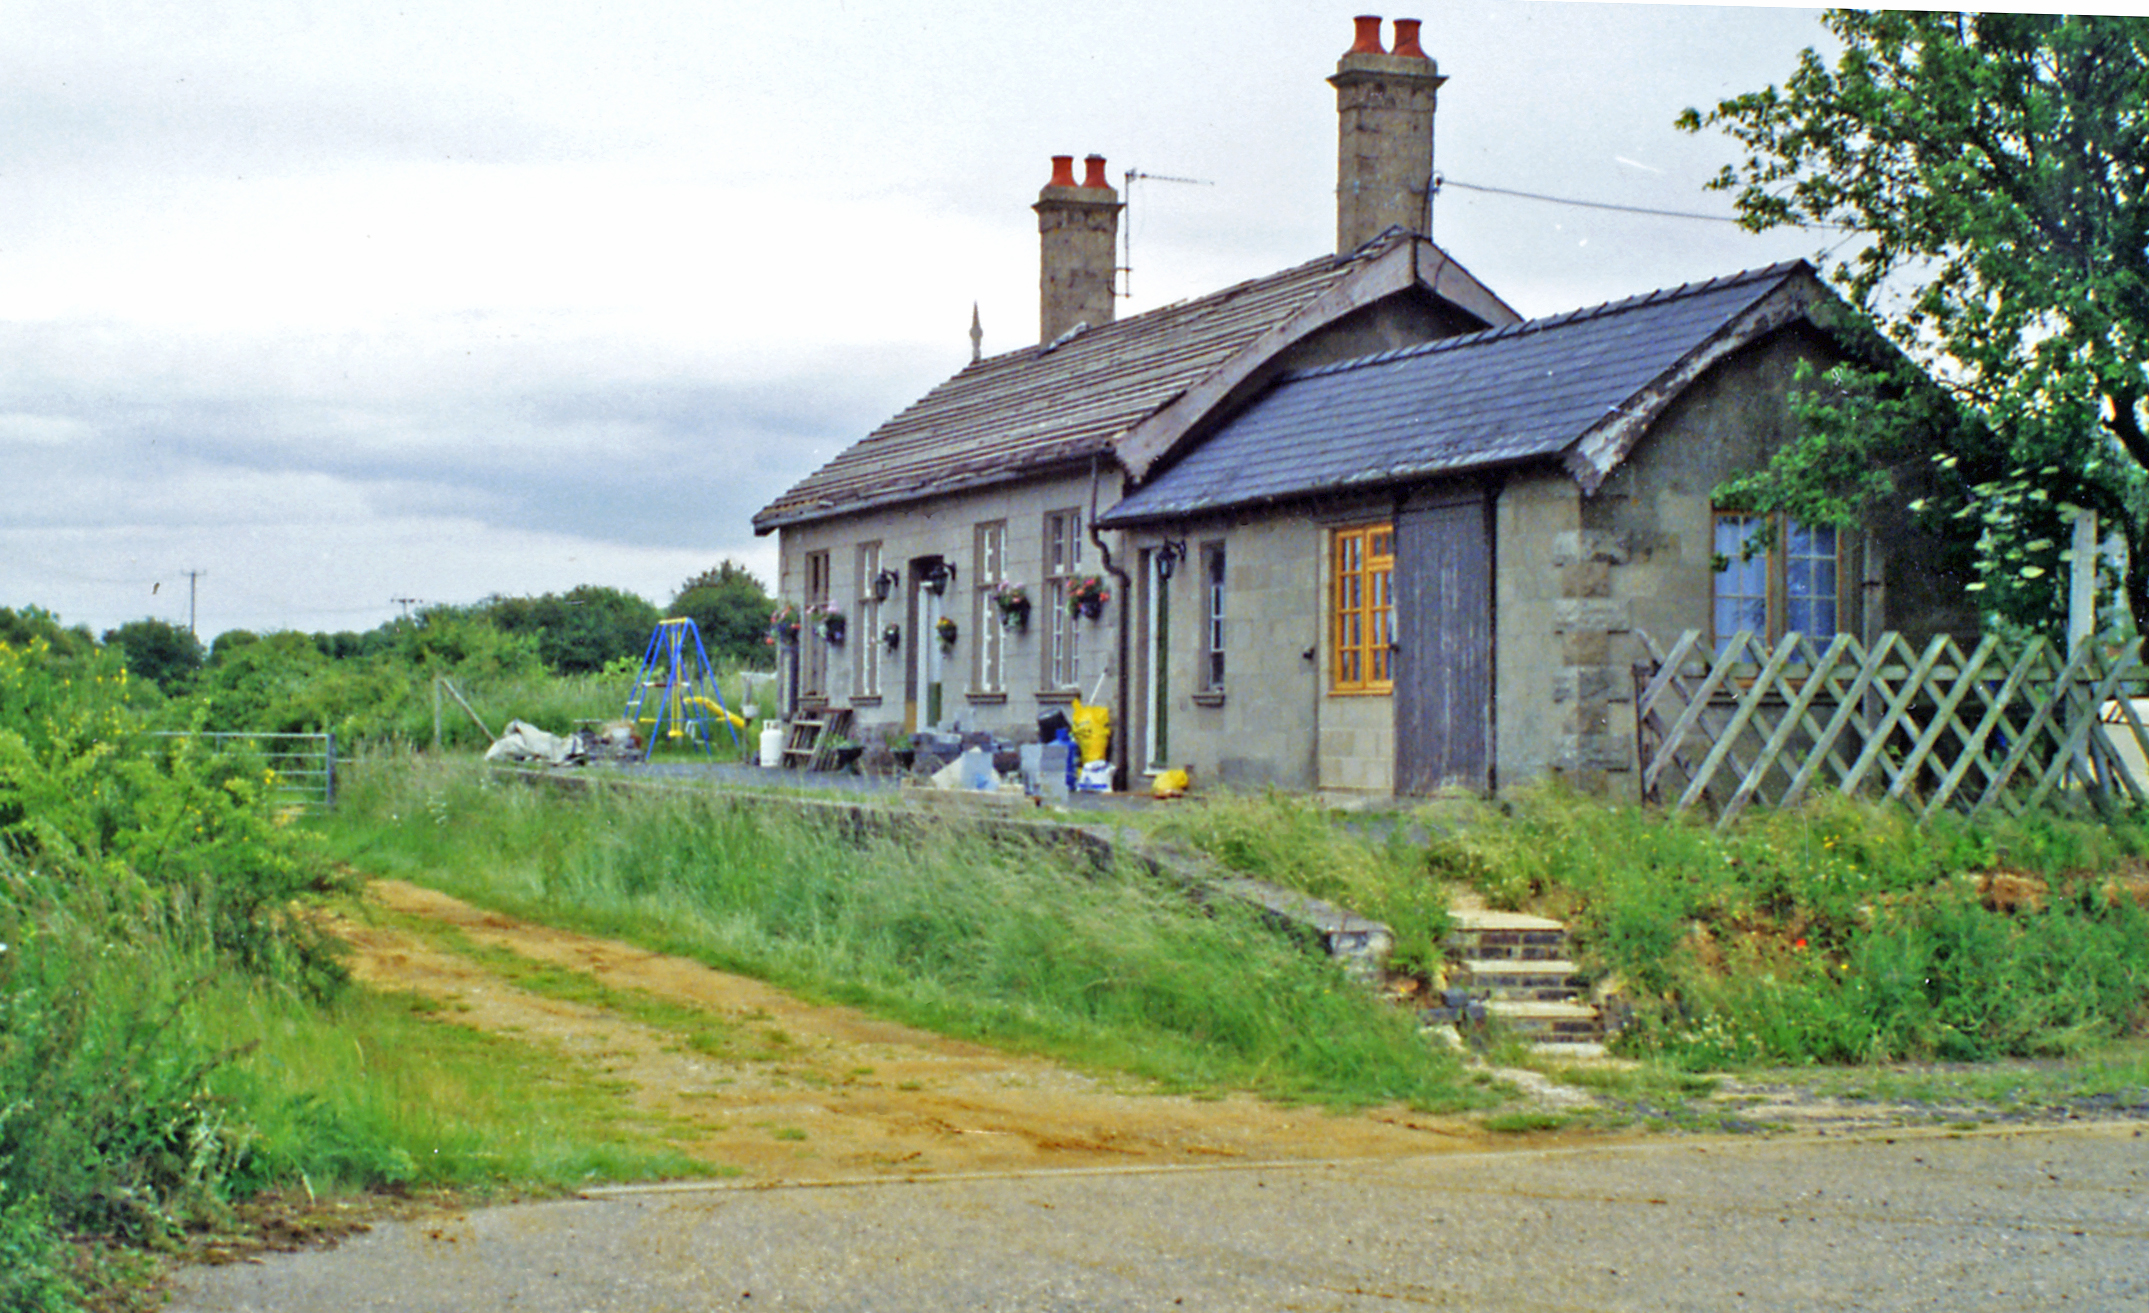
[{"xmin": 0, "ymin": 632, "xmax": 346, "ymax": 1289}]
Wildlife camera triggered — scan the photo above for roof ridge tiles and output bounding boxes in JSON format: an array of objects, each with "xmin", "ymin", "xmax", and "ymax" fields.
[
  {"xmin": 959, "ymin": 242, "xmax": 1378, "ymax": 371},
  {"xmin": 1279, "ymin": 258, "xmax": 1810, "ymax": 384}
]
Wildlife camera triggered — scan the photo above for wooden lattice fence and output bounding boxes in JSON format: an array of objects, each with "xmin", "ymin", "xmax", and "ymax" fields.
[{"xmin": 1634, "ymin": 630, "xmax": 2149, "ymax": 829}]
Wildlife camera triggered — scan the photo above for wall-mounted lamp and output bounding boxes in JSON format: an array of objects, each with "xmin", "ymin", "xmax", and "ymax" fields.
[{"xmin": 1156, "ymin": 539, "xmax": 1188, "ymax": 580}]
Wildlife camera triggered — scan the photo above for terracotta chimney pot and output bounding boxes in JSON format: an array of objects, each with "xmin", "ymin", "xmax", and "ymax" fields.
[
  {"xmin": 1331, "ymin": 15, "xmax": 1446, "ymax": 252},
  {"xmin": 1035, "ymin": 153, "xmax": 1122, "ymax": 342}
]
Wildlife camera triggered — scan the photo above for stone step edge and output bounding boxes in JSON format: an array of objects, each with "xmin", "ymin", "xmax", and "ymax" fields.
[
  {"xmin": 1526, "ymin": 1041, "xmax": 1610, "ymax": 1060},
  {"xmin": 1484, "ymin": 999, "xmax": 1600, "ymax": 1020},
  {"xmin": 1453, "ymin": 957, "xmax": 1581, "ymax": 978},
  {"xmin": 1447, "ymin": 910, "xmax": 1567, "ymax": 932}
]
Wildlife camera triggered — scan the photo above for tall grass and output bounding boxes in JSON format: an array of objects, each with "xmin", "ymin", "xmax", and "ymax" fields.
[
  {"xmin": 200, "ymin": 980, "xmax": 705, "ymax": 1196},
  {"xmin": 1424, "ymin": 786, "xmax": 2149, "ymax": 1067},
  {"xmin": 1148, "ymin": 790, "xmax": 1453, "ymax": 972},
  {"xmin": 323, "ymin": 759, "xmax": 1485, "ymax": 1111}
]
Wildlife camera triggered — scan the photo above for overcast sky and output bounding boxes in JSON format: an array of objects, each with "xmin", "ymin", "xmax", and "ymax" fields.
[{"xmin": 1, "ymin": 1, "xmax": 1907, "ymax": 640}]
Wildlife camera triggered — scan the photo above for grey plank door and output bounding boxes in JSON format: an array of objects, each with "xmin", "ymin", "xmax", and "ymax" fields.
[{"xmin": 1394, "ymin": 490, "xmax": 1493, "ymax": 795}]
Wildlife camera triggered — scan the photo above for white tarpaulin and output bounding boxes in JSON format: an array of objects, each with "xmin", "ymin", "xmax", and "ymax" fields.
[{"xmin": 484, "ymin": 719, "xmax": 576, "ymax": 766}]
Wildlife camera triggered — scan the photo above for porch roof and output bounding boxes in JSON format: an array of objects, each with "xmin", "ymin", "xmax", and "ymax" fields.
[{"xmin": 1098, "ymin": 260, "xmax": 1824, "ymax": 527}]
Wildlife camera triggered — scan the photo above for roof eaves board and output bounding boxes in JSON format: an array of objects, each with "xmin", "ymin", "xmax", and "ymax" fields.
[{"xmin": 1560, "ymin": 268, "xmax": 1821, "ymax": 492}]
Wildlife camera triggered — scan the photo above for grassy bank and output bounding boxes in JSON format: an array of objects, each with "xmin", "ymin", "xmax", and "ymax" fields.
[
  {"xmin": 1426, "ymin": 787, "xmax": 2149, "ymax": 1068},
  {"xmin": 320, "ymin": 757, "xmax": 1488, "ymax": 1113}
]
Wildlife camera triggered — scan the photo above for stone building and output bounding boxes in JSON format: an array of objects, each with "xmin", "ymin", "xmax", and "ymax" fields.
[{"xmin": 751, "ymin": 14, "xmax": 1969, "ymax": 799}]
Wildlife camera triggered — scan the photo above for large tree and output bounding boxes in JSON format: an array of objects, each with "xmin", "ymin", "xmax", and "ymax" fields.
[
  {"xmin": 101, "ymin": 618, "xmax": 205, "ymax": 694},
  {"xmin": 669, "ymin": 561, "xmax": 775, "ymax": 667},
  {"xmin": 1682, "ymin": 10, "xmax": 2149, "ymax": 635},
  {"xmin": 482, "ymin": 585, "xmax": 660, "ymax": 675}
]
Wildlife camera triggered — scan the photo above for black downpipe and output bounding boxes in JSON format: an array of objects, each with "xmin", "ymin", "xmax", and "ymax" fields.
[{"xmin": 1088, "ymin": 454, "xmax": 1133, "ymax": 791}]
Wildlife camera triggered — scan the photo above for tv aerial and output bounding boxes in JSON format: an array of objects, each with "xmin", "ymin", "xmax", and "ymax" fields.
[{"xmin": 1119, "ymin": 167, "xmax": 1213, "ymax": 302}]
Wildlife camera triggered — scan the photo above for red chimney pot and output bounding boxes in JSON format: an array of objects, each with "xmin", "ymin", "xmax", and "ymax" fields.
[
  {"xmin": 1081, "ymin": 154, "xmax": 1110, "ymax": 189},
  {"xmin": 1348, "ymin": 15, "xmax": 1386, "ymax": 55},
  {"xmin": 1047, "ymin": 155, "xmax": 1078, "ymax": 188},
  {"xmin": 1391, "ymin": 18, "xmax": 1427, "ymax": 59}
]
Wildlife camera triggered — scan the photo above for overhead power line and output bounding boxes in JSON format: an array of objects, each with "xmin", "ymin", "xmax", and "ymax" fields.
[{"xmin": 1436, "ymin": 175, "xmax": 1849, "ymax": 231}]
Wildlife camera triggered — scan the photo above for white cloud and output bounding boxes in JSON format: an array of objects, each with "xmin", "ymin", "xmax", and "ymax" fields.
[{"xmin": 0, "ymin": 0, "xmax": 1847, "ymax": 640}]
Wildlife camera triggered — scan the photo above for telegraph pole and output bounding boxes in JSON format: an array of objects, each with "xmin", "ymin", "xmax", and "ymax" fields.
[{"xmin": 181, "ymin": 569, "xmax": 206, "ymax": 637}]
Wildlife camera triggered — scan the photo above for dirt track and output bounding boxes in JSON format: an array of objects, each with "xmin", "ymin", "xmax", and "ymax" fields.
[{"xmin": 328, "ymin": 879, "xmax": 1516, "ymax": 1183}]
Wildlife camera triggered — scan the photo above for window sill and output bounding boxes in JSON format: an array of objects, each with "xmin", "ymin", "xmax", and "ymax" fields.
[
  {"xmin": 966, "ymin": 691, "xmax": 1008, "ymax": 705},
  {"xmin": 1035, "ymin": 690, "xmax": 1077, "ymax": 705},
  {"xmin": 1327, "ymin": 687, "xmax": 1393, "ymax": 698},
  {"xmin": 849, "ymin": 695, "xmax": 883, "ymax": 708},
  {"xmin": 1192, "ymin": 690, "xmax": 1226, "ymax": 707}
]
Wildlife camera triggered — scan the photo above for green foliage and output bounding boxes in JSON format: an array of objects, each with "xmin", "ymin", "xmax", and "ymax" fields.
[
  {"xmin": 482, "ymin": 585, "xmax": 660, "ymax": 676},
  {"xmin": 0, "ymin": 609, "xmax": 95, "ymax": 663},
  {"xmin": 1683, "ymin": 11, "xmax": 2149, "ymax": 634},
  {"xmin": 1426, "ymin": 785, "xmax": 2149, "ymax": 1068},
  {"xmin": 326, "ymin": 763, "xmax": 1486, "ymax": 1111},
  {"xmin": 191, "ymin": 615, "xmax": 543, "ymax": 744},
  {"xmin": 0, "ymin": 632, "xmax": 350, "ymax": 1298},
  {"xmin": 0, "ymin": 1185, "xmax": 81, "ymax": 1313},
  {"xmin": 669, "ymin": 561, "xmax": 776, "ymax": 666},
  {"xmin": 381, "ymin": 608, "xmax": 545, "ymax": 681},
  {"xmin": 100, "ymin": 619, "xmax": 204, "ymax": 696}
]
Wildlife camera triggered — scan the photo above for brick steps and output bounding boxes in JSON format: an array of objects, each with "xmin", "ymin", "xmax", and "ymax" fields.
[{"xmin": 1427, "ymin": 909, "xmax": 1607, "ymax": 1055}]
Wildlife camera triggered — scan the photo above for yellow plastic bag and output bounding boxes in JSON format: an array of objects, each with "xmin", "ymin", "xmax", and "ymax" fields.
[
  {"xmin": 1069, "ymin": 698, "xmax": 1111, "ymax": 764},
  {"xmin": 1151, "ymin": 768, "xmax": 1190, "ymax": 799}
]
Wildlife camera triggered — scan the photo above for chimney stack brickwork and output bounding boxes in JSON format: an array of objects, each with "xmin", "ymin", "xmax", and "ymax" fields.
[
  {"xmin": 1035, "ymin": 153, "xmax": 1121, "ymax": 344},
  {"xmin": 1331, "ymin": 15, "xmax": 1445, "ymax": 254}
]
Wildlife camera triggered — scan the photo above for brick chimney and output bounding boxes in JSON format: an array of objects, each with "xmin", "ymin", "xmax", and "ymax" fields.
[
  {"xmin": 1330, "ymin": 15, "xmax": 1446, "ymax": 253},
  {"xmin": 1034, "ymin": 154, "xmax": 1121, "ymax": 343}
]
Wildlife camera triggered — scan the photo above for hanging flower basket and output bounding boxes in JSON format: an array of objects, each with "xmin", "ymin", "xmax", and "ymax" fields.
[
  {"xmin": 992, "ymin": 581, "xmax": 1031, "ymax": 632},
  {"xmin": 811, "ymin": 602, "xmax": 846, "ymax": 646},
  {"xmin": 1068, "ymin": 575, "xmax": 1110, "ymax": 620},
  {"xmin": 769, "ymin": 602, "xmax": 802, "ymax": 646},
  {"xmin": 882, "ymin": 623, "xmax": 902, "ymax": 652},
  {"xmin": 936, "ymin": 616, "xmax": 959, "ymax": 651}
]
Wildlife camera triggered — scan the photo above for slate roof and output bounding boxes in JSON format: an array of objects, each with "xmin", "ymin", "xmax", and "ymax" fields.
[
  {"xmin": 1099, "ymin": 260, "xmax": 1823, "ymax": 527},
  {"xmin": 751, "ymin": 232, "xmax": 1510, "ymax": 532}
]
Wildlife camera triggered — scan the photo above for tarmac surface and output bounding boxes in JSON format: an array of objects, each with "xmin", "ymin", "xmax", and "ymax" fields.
[{"xmin": 167, "ymin": 1123, "xmax": 2148, "ymax": 1312}]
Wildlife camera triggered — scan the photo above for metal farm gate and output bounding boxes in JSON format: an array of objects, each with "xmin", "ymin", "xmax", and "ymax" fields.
[
  {"xmin": 153, "ymin": 732, "xmax": 338, "ymax": 810},
  {"xmin": 1634, "ymin": 630, "xmax": 2149, "ymax": 830}
]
